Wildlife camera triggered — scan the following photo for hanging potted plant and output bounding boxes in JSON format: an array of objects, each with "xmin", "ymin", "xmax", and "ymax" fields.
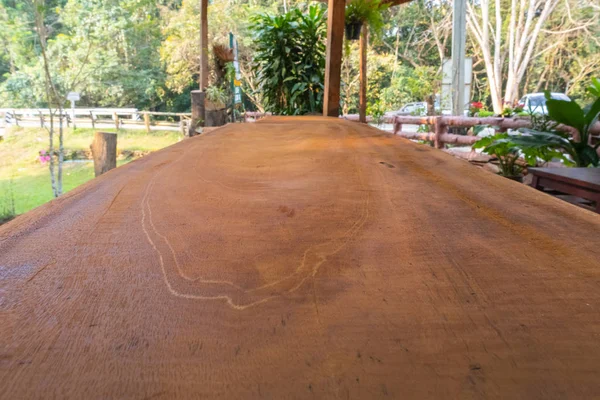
[{"xmin": 345, "ymin": 0, "xmax": 388, "ymax": 41}]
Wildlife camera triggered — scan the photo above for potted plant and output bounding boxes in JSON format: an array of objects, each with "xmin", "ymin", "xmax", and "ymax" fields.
[
  {"xmin": 345, "ymin": 0, "xmax": 387, "ymax": 41},
  {"xmin": 205, "ymin": 85, "xmax": 229, "ymax": 126}
]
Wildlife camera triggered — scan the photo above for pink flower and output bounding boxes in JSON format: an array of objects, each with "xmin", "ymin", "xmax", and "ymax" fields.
[{"xmin": 39, "ymin": 150, "xmax": 51, "ymax": 164}]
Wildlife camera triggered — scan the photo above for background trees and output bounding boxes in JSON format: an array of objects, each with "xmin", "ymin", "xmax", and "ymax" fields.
[{"xmin": 0, "ymin": 0, "xmax": 598, "ymax": 114}]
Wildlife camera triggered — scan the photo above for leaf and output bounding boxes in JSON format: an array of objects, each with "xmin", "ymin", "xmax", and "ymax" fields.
[
  {"xmin": 578, "ymin": 146, "xmax": 600, "ymax": 167},
  {"xmin": 584, "ymin": 97, "xmax": 600, "ymax": 128},
  {"xmin": 546, "ymin": 99, "xmax": 585, "ymax": 134},
  {"xmin": 588, "ymin": 77, "xmax": 600, "ymax": 97}
]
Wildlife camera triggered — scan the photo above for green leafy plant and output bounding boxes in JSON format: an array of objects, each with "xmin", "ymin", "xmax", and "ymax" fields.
[
  {"xmin": 588, "ymin": 77, "xmax": 600, "ymax": 97},
  {"xmin": 345, "ymin": 0, "xmax": 389, "ymax": 38},
  {"xmin": 476, "ymin": 110, "xmax": 495, "ymax": 118},
  {"xmin": 205, "ymin": 85, "xmax": 228, "ymax": 108},
  {"xmin": 251, "ymin": 5, "xmax": 326, "ymax": 115},
  {"xmin": 367, "ymin": 100, "xmax": 385, "ymax": 125},
  {"xmin": 473, "ymin": 133, "xmax": 524, "ymax": 178},
  {"xmin": 511, "ymin": 86, "xmax": 600, "ymax": 167}
]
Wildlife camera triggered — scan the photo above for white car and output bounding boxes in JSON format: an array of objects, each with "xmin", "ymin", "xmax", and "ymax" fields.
[
  {"xmin": 517, "ymin": 92, "xmax": 571, "ymax": 115},
  {"xmin": 385, "ymin": 102, "xmax": 430, "ymax": 117}
]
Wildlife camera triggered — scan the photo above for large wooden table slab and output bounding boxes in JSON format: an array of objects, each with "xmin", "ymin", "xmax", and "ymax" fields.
[{"xmin": 2, "ymin": 117, "xmax": 600, "ymax": 399}]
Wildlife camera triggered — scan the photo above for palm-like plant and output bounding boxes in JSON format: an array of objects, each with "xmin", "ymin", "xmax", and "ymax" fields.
[{"xmin": 250, "ymin": 5, "xmax": 326, "ymax": 115}]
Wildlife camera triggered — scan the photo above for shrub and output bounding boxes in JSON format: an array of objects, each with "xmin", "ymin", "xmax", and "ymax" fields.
[{"xmin": 251, "ymin": 5, "xmax": 326, "ymax": 115}]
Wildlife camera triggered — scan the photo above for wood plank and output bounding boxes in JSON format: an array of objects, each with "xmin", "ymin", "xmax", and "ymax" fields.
[
  {"xmin": 2, "ymin": 117, "xmax": 600, "ymax": 399},
  {"xmin": 323, "ymin": 0, "xmax": 345, "ymax": 117}
]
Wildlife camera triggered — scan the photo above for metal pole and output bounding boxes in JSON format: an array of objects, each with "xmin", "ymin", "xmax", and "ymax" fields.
[
  {"xmin": 451, "ymin": 0, "xmax": 467, "ymax": 116},
  {"xmin": 70, "ymin": 99, "xmax": 76, "ymax": 129}
]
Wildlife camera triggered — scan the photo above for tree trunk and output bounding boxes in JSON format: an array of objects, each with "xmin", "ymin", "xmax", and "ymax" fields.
[{"xmin": 91, "ymin": 132, "xmax": 117, "ymax": 177}]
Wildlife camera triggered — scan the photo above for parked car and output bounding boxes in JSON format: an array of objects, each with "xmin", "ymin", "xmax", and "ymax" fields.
[
  {"xmin": 385, "ymin": 102, "xmax": 430, "ymax": 117},
  {"xmin": 517, "ymin": 92, "xmax": 571, "ymax": 114}
]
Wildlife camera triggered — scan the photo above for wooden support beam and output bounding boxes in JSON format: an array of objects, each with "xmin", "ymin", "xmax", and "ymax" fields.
[
  {"xmin": 323, "ymin": 0, "xmax": 345, "ymax": 117},
  {"xmin": 451, "ymin": 0, "xmax": 467, "ymax": 115},
  {"xmin": 359, "ymin": 28, "xmax": 368, "ymax": 123},
  {"xmin": 90, "ymin": 132, "xmax": 117, "ymax": 177},
  {"xmin": 200, "ymin": 0, "xmax": 209, "ymax": 92}
]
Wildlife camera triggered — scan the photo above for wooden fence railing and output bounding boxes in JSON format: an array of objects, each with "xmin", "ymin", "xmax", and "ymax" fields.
[
  {"xmin": 390, "ymin": 115, "xmax": 600, "ymax": 148},
  {"xmin": 0, "ymin": 109, "xmax": 192, "ymax": 135}
]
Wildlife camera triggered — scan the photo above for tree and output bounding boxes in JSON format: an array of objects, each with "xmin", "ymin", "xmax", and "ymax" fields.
[{"xmin": 467, "ymin": 0, "xmax": 560, "ymax": 113}]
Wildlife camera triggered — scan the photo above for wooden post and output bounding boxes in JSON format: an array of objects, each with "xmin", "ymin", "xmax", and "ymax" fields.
[
  {"xmin": 179, "ymin": 117, "xmax": 186, "ymax": 136},
  {"xmin": 359, "ymin": 28, "xmax": 368, "ymax": 123},
  {"xmin": 39, "ymin": 111, "xmax": 44, "ymax": 128},
  {"xmin": 190, "ymin": 90, "xmax": 206, "ymax": 136},
  {"xmin": 451, "ymin": 0, "xmax": 467, "ymax": 116},
  {"xmin": 90, "ymin": 132, "xmax": 117, "ymax": 177},
  {"xmin": 434, "ymin": 117, "xmax": 446, "ymax": 149},
  {"xmin": 144, "ymin": 113, "xmax": 151, "ymax": 133},
  {"xmin": 200, "ymin": 0, "xmax": 209, "ymax": 92},
  {"xmin": 393, "ymin": 118, "xmax": 402, "ymax": 135},
  {"xmin": 90, "ymin": 111, "xmax": 95, "ymax": 129},
  {"xmin": 323, "ymin": 0, "xmax": 345, "ymax": 117},
  {"xmin": 113, "ymin": 112, "xmax": 120, "ymax": 131}
]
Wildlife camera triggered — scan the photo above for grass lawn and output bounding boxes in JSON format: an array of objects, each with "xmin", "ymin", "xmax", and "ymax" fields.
[{"xmin": 0, "ymin": 127, "xmax": 182, "ymax": 220}]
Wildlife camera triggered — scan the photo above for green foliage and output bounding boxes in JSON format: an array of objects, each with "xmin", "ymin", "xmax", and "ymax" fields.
[
  {"xmin": 477, "ymin": 110, "xmax": 495, "ymax": 117},
  {"xmin": 367, "ymin": 100, "xmax": 385, "ymax": 124},
  {"xmin": 0, "ymin": 0, "xmax": 167, "ymax": 109},
  {"xmin": 380, "ymin": 65, "xmax": 438, "ymax": 111},
  {"xmin": 472, "ymin": 133, "xmax": 523, "ymax": 177},
  {"xmin": 474, "ymin": 80, "xmax": 600, "ymax": 169},
  {"xmin": 345, "ymin": 0, "xmax": 389, "ymax": 36},
  {"xmin": 205, "ymin": 85, "xmax": 228, "ymax": 106},
  {"xmin": 250, "ymin": 4, "xmax": 326, "ymax": 115},
  {"xmin": 588, "ymin": 78, "xmax": 600, "ymax": 98},
  {"xmin": 513, "ymin": 88, "xmax": 600, "ymax": 167}
]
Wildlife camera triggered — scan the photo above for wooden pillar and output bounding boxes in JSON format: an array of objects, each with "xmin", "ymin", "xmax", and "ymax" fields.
[
  {"xmin": 359, "ymin": 28, "xmax": 368, "ymax": 123},
  {"xmin": 323, "ymin": 0, "xmax": 345, "ymax": 117},
  {"xmin": 90, "ymin": 132, "xmax": 117, "ymax": 177},
  {"xmin": 113, "ymin": 112, "xmax": 120, "ymax": 131},
  {"xmin": 200, "ymin": 0, "xmax": 209, "ymax": 92},
  {"xmin": 451, "ymin": 0, "xmax": 467, "ymax": 115},
  {"xmin": 190, "ymin": 90, "xmax": 205, "ymax": 136}
]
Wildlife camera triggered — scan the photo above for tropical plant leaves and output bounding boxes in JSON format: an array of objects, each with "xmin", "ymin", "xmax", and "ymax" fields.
[
  {"xmin": 250, "ymin": 4, "xmax": 326, "ymax": 115},
  {"xmin": 544, "ymin": 91, "xmax": 585, "ymax": 134}
]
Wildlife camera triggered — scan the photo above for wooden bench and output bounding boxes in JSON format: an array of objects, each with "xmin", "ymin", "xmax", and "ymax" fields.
[{"xmin": 529, "ymin": 167, "xmax": 600, "ymax": 213}]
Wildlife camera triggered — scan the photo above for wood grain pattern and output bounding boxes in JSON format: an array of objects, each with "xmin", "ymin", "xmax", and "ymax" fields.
[{"xmin": 2, "ymin": 117, "xmax": 600, "ymax": 399}]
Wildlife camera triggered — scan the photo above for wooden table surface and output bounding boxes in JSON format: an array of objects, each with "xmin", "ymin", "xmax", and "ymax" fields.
[
  {"xmin": 2, "ymin": 117, "xmax": 600, "ymax": 399},
  {"xmin": 529, "ymin": 167, "xmax": 600, "ymax": 189}
]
